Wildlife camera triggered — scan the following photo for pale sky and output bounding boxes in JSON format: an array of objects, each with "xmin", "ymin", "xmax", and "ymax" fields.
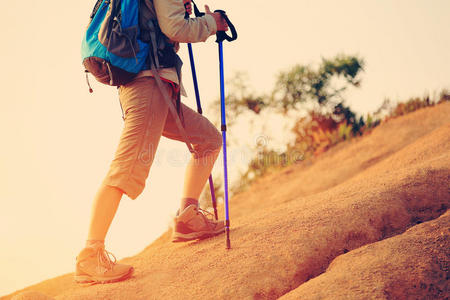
[{"xmin": 1, "ymin": 0, "xmax": 449, "ymax": 296}]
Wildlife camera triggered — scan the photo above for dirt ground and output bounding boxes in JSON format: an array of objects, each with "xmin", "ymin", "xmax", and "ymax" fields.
[{"xmin": 4, "ymin": 102, "xmax": 449, "ymax": 300}]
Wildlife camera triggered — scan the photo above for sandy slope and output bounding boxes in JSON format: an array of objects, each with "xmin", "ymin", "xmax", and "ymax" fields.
[{"xmin": 4, "ymin": 102, "xmax": 450, "ymax": 300}]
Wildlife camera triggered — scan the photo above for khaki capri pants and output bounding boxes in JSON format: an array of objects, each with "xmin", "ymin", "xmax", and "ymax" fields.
[{"xmin": 102, "ymin": 76, "xmax": 222, "ymax": 200}]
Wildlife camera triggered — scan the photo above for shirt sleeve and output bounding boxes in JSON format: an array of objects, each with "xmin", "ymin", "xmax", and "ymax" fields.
[{"xmin": 153, "ymin": 0, "xmax": 217, "ymax": 43}]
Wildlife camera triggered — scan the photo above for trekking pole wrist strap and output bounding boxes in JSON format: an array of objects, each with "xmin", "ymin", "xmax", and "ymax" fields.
[
  {"xmin": 214, "ymin": 10, "xmax": 238, "ymax": 43},
  {"xmin": 184, "ymin": 0, "xmax": 205, "ymax": 20}
]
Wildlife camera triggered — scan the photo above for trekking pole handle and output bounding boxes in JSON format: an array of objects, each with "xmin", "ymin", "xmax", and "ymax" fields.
[{"xmin": 214, "ymin": 10, "xmax": 238, "ymax": 43}]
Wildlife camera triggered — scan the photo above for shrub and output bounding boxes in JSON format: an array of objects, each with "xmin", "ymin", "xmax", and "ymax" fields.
[{"xmin": 387, "ymin": 89, "xmax": 449, "ymax": 119}]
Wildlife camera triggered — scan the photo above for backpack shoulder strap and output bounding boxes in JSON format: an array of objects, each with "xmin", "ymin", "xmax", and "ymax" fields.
[
  {"xmin": 89, "ymin": 0, "xmax": 104, "ymax": 21},
  {"xmin": 139, "ymin": 0, "xmax": 156, "ymax": 42},
  {"xmin": 98, "ymin": 0, "xmax": 122, "ymax": 47}
]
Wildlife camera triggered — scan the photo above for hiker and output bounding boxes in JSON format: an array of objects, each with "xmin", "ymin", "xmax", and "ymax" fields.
[{"xmin": 75, "ymin": 0, "xmax": 229, "ymax": 284}]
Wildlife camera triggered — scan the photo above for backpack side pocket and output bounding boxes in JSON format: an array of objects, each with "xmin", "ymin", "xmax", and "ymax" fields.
[{"xmin": 108, "ymin": 22, "xmax": 140, "ymax": 58}]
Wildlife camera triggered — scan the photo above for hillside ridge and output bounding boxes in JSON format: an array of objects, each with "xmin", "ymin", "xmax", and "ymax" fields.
[{"xmin": 4, "ymin": 102, "xmax": 450, "ymax": 300}]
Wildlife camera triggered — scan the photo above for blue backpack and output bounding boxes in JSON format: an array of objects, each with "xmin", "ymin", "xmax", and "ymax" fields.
[
  {"xmin": 82, "ymin": 0, "xmax": 150, "ymax": 87},
  {"xmin": 82, "ymin": 0, "xmax": 194, "ymax": 155}
]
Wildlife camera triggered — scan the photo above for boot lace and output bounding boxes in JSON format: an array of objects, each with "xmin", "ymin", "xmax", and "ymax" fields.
[
  {"xmin": 196, "ymin": 207, "xmax": 216, "ymax": 229},
  {"xmin": 96, "ymin": 247, "xmax": 117, "ymax": 274}
]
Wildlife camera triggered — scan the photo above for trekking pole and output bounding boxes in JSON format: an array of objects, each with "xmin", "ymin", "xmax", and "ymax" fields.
[
  {"xmin": 214, "ymin": 9, "xmax": 238, "ymax": 249},
  {"xmin": 184, "ymin": 0, "xmax": 218, "ymax": 220}
]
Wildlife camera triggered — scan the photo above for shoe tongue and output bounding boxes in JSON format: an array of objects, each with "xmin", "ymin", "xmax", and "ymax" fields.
[
  {"xmin": 87, "ymin": 241, "xmax": 105, "ymax": 250},
  {"xmin": 78, "ymin": 245, "xmax": 102, "ymax": 261},
  {"xmin": 86, "ymin": 239, "xmax": 105, "ymax": 248},
  {"xmin": 176, "ymin": 204, "xmax": 199, "ymax": 221},
  {"xmin": 179, "ymin": 204, "xmax": 198, "ymax": 214},
  {"xmin": 83, "ymin": 245, "xmax": 105, "ymax": 258}
]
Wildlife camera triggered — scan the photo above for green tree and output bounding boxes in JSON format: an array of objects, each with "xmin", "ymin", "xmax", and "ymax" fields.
[
  {"xmin": 215, "ymin": 72, "xmax": 266, "ymax": 122},
  {"xmin": 270, "ymin": 54, "xmax": 364, "ymax": 113},
  {"xmin": 217, "ymin": 54, "xmax": 364, "ymax": 118},
  {"xmin": 206, "ymin": 54, "xmax": 366, "ymax": 195}
]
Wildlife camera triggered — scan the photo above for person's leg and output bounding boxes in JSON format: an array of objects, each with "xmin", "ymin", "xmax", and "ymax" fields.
[
  {"xmin": 86, "ymin": 184, "xmax": 123, "ymax": 243},
  {"xmin": 76, "ymin": 77, "xmax": 171, "ymax": 283},
  {"xmin": 76, "ymin": 185, "xmax": 129, "ymax": 285},
  {"xmin": 85, "ymin": 77, "xmax": 167, "ymax": 244},
  {"xmin": 162, "ymin": 102, "xmax": 222, "ymax": 211},
  {"xmin": 162, "ymin": 102, "xmax": 225, "ymax": 242},
  {"xmin": 180, "ymin": 148, "xmax": 220, "ymax": 210}
]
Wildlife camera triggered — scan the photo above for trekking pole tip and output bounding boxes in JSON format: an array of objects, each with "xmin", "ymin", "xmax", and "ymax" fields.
[{"xmin": 226, "ymin": 226, "xmax": 231, "ymax": 249}]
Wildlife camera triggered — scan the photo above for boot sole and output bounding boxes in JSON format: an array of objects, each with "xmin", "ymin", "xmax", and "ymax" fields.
[
  {"xmin": 171, "ymin": 228, "xmax": 225, "ymax": 243},
  {"xmin": 74, "ymin": 267, "xmax": 134, "ymax": 284}
]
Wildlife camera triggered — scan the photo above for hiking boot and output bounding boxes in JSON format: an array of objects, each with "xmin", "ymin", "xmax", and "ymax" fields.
[
  {"xmin": 74, "ymin": 244, "xmax": 134, "ymax": 284},
  {"xmin": 172, "ymin": 205, "xmax": 225, "ymax": 242}
]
